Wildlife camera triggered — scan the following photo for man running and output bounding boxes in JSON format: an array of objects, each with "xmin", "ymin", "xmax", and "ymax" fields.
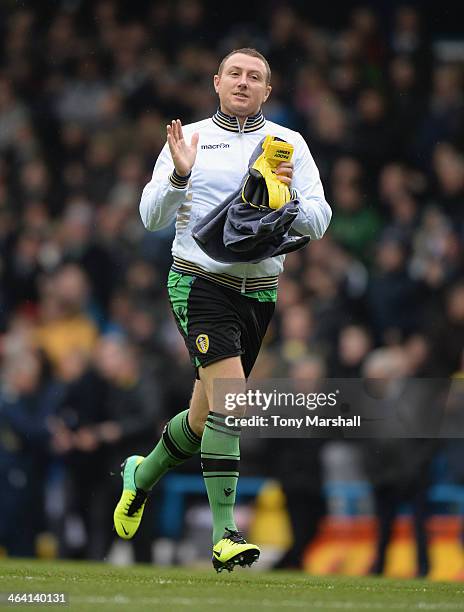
[{"xmin": 114, "ymin": 48, "xmax": 332, "ymax": 572}]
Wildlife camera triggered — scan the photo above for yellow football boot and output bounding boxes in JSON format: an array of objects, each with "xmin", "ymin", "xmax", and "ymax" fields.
[
  {"xmin": 212, "ymin": 528, "xmax": 260, "ymax": 573},
  {"xmin": 113, "ymin": 455, "xmax": 148, "ymax": 539}
]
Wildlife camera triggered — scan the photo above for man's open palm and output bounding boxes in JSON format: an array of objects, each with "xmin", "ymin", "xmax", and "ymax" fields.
[{"xmin": 167, "ymin": 119, "xmax": 199, "ymax": 177}]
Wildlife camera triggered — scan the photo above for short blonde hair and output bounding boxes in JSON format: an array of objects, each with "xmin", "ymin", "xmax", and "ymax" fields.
[{"xmin": 218, "ymin": 48, "xmax": 271, "ymax": 84}]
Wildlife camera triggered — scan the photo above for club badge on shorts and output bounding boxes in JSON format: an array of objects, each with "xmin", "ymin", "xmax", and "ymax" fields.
[{"xmin": 196, "ymin": 333, "xmax": 209, "ymax": 354}]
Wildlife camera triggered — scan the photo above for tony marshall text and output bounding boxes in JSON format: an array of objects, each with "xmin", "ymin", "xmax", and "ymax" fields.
[{"xmin": 225, "ymin": 415, "xmax": 361, "ymax": 428}]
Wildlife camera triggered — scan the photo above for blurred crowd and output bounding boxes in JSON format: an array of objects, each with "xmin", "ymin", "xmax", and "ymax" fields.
[{"xmin": 0, "ymin": 0, "xmax": 463, "ymax": 567}]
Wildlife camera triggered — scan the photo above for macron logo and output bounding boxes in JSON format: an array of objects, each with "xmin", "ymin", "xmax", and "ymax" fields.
[{"xmin": 201, "ymin": 143, "xmax": 230, "ymax": 150}]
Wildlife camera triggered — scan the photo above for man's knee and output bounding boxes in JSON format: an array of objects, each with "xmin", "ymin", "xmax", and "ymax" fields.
[
  {"xmin": 188, "ymin": 412, "xmax": 207, "ymax": 436},
  {"xmin": 187, "ymin": 358, "xmax": 246, "ymax": 436},
  {"xmin": 188, "ymin": 380, "xmax": 210, "ymax": 437},
  {"xmin": 198, "ymin": 358, "xmax": 247, "ymax": 420}
]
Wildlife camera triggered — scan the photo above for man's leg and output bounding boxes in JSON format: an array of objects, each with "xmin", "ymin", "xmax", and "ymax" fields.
[
  {"xmin": 199, "ymin": 357, "xmax": 244, "ymax": 544},
  {"xmin": 199, "ymin": 356, "xmax": 260, "ymax": 572},
  {"xmin": 135, "ymin": 380, "xmax": 208, "ymax": 490},
  {"xmin": 412, "ymin": 485, "xmax": 430, "ymax": 577},
  {"xmin": 164, "ymin": 274, "xmax": 270, "ymax": 569},
  {"xmin": 113, "ymin": 381, "xmax": 208, "ymax": 540},
  {"xmin": 371, "ymin": 487, "xmax": 396, "ymax": 575}
]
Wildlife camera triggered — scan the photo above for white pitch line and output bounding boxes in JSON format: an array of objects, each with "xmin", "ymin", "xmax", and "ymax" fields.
[{"xmin": 68, "ymin": 595, "xmax": 464, "ymax": 610}]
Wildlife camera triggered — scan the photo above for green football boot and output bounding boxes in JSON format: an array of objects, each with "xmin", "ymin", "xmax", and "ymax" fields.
[
  {"xmin": 212, "ymin": 528, "xmax": 260, "ymax": 573},
  {"xmin": 113, "ymin": 455, "xmax": 148, "ymax": 539}
]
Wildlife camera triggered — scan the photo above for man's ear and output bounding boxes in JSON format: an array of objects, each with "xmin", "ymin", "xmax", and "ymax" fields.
[
  {"xmin": 263, "ymin": 85, "xmax": 272, "ymax": 103},
  {"xmin": 213, "ymin": 74, "xmax": 220, "ymax": 93}
]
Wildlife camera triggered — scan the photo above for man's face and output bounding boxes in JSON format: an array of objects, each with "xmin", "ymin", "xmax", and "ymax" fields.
[{"xmin": 214, "ymin": 53, "xmax": 271, "ymax": 118}]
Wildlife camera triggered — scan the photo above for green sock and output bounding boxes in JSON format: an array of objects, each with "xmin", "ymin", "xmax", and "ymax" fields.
[
  {"xmin": 201, "ymin": 411, "xmax": 241, "ymax": 545},
  {"xmin": 135, "ymin": 409, "xmax": 201, "ymax": 491}
]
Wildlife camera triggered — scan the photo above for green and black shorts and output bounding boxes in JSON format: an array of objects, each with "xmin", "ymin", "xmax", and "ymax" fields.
[{"xmin": 167, "ymin": 269, "xmax": 276, "ymax": 378}]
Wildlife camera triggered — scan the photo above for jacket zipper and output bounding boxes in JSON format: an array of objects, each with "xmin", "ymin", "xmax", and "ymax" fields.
[{"xmin": 238, "ymin": 118, "xmax": 248, "ymax": 293}]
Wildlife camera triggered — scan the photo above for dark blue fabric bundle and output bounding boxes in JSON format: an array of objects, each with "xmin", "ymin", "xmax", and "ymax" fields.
[{"xmin": 192, "ymin": 138, "xmax": 310, "ymax": 264}]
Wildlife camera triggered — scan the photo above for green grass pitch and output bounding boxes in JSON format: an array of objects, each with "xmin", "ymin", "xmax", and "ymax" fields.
[{"xmin": 1, "ymin": 559, "xmax": 464, "ymax": 611}]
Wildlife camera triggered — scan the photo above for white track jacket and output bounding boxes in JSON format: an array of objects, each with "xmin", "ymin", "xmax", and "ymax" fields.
[{"xmin": 140, "ymin": 110, "xmax": 332, "ymax": 286}]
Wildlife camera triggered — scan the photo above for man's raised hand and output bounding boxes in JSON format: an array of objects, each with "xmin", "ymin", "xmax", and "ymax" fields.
[{"xmin": 167, "ymin": 119, "xmax": 199, "ymax": 177}]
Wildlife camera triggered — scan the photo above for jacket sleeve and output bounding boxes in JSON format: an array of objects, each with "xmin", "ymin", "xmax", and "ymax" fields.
[
  {"xmin": 139, "ymin": 142, "xmax": 190, "ymax": 231},
  {"xmin": 290, "ymin": 134, "xmax": 332, "ymax": 239}
]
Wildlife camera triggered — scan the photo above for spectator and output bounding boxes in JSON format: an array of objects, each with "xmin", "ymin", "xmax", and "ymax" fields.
[
  {"xmin": 91, "ymin": 334, "xmax": 163, "ymax": 561},
  {"xmin": 360, "ymin": 348, "xmax": 437, "ymax": 578},
  {"xmin": 329, "ymin": 324, "xmax": 372, "ymax": 377},
  {"xmin": 50, "ymin": 351, "xmax": 107, "ymax": 559},
  {"xmin": 367, "ymin": 237, "xmax": 419, "ymax": 344},
  {"xmin": 329, "ymin": 176, "xmax": 382, "ymax": 262},
  {"xmin": 425, "ymin": 282, "xmax": 464, "ymax": 376},
  {"xmin": 34, "ymin": 264, "xmax": 98, "ymax": 373},
  {"xmin": 0, "ymin": 349, "xmax": 62, "ymax": 556},
  {"xmin": 431, "ymin": 143, "xmax": 464, "ymax": 232},
  {"xmin": 271, "ymin": 355, "xmax": 327, "ymax": 569}
]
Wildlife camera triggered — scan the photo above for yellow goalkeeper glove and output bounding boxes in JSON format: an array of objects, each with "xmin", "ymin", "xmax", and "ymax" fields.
[{"xmin": 242, "ymin": 135, "xmax": 294, "ymax": 210}]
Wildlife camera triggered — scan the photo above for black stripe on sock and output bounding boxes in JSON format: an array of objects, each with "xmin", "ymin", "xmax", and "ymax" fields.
[
  {"xmin": 201, "ymin": 458, "xmax": 240, "ymax": 472},
  {"xmin": 204, "ymin": 423, "xmax": 240, "ymax": 437},
  {"xmin": 168, "ymin": 422, "xmax": 192, "ymax": 458},
  {"xmin": 181, "ymin": 415, "xmax": 195, "ymax": 445},
  {"xmin": 169, "ymin": 420, "xmax": 198, "ymax": 458},
  {"xmin": 163, "ymin": 426, "xmax": 190, "ymax": 461},
  {"xmin": 209, "ymin": 410, "xmax": 228, "ymax": 420},
  {"xmin": 182, "ymin": 414, "xmax": 201, "ymax": 444},
  {"xmin": 203, "ymin": 474, "xmax": 239, "ymax": 479},
  {"xmin": 161, "ymin": 438, "xmax": 179, "ymax": 461},
  {"xmin": 210, "ymin": 410, "xmax": 241, "ymax": 423},
  {"xmin": 206, "ymin": 415, "xmax": 241, "ymax": 433},
  {"xmin": 184, "ymin": 414, "xmax": 202, "ymax": 442}
]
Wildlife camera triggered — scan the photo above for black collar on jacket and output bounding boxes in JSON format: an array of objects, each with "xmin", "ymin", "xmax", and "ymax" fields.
[{"xmin": 212, "ymin": 108, "xmax": 266, "ymax": 133}]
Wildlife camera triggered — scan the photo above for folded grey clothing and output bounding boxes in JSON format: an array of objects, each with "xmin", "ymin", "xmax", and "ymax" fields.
[{"xmin": 192, "ymin": 139, "xmax": 310, "ymax": 264}]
